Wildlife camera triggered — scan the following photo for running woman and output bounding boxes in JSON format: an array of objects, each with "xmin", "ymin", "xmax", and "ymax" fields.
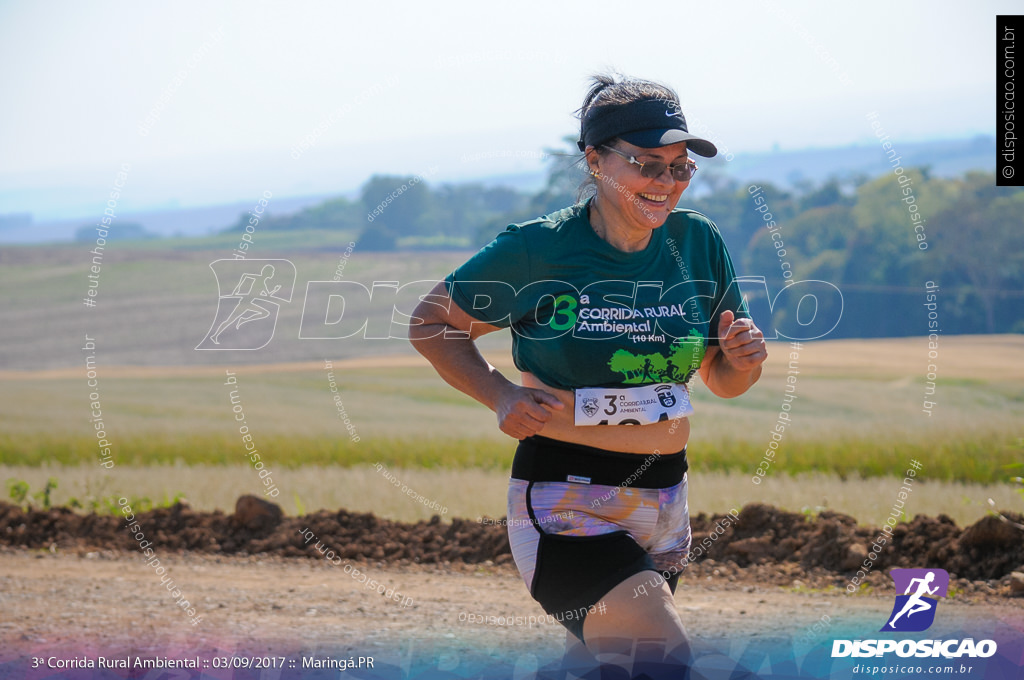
[{"xmin": 409, "ymin": 73, "xmax": 767, "ymax": 673}]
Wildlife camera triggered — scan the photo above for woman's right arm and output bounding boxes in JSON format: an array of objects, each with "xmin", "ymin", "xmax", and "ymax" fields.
[{"xmin": 408, "ymin": 281, "xmax": 563, "ymax": 440}]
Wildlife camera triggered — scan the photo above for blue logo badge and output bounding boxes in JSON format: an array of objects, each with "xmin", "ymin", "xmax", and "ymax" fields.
[{"xmin": 880, "ymin": 568, "xmax": 949, "ymax": 632}]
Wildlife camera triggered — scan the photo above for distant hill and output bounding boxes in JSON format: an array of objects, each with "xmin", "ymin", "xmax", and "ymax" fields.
[
  {"xmin": 0, "ymin": 135, "xmax": 996, "ymax": 245},
  {"xmin": 710, "ymin": 135, "xmax": 994, "ymax": 188},
  {"xmin": 3, "ymin": 193, "xmax": 344, "ymax": 245}
]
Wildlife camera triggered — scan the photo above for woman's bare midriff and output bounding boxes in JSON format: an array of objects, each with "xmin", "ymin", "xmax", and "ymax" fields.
[{"xmin": 520, "ymin": 372, "xmax": 691, "ymax": 454}]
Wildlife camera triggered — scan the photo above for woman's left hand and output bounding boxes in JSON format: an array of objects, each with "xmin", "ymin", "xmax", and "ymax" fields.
[{"xmin": 717, "ymin": 310, "xmax": 768, "ymax": 373}]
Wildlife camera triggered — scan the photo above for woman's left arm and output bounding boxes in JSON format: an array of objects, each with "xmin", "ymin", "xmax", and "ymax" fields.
[{"xmin": 698, "ymin": 309, "xmax": 768, "ymax": 398}]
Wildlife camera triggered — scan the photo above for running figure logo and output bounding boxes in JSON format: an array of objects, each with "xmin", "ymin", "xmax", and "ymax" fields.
[
  {"xmin": 196, "ymin": 259, "xmax": 296, "ymax": 350},
  {"xmin": 880, "ymin": 568, "xmax": 949, "ymax": 632}
]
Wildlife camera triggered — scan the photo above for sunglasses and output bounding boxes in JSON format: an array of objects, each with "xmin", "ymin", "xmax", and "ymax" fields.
[{"xmin": 600, "ymin": 145, "xmax": 698, "ymax": 182}]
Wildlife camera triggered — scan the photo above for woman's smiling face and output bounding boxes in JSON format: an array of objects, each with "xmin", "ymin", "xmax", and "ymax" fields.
[{"xmin": 589, "ymin": 139, "xmax": 691, "ymax": 233}]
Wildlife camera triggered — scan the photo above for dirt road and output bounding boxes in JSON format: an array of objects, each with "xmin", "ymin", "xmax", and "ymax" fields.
[{"xmin": 2, "ymin": 551, "xmax": 1021, "ymax": 679}]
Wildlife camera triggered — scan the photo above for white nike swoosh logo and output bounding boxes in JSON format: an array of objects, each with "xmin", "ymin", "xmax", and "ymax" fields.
[{"xmin": 665, "ymin": 110, "xmax": 682, "ymax": 117}]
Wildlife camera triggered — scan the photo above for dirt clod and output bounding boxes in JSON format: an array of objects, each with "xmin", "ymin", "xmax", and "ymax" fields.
[
  {"xmin": 233, "ymin": 494, "xmax": 284, "ymax": 532},
  {"xmin": 1010, "ymin": 571, "xmax": 1024, "ymax": 596}
]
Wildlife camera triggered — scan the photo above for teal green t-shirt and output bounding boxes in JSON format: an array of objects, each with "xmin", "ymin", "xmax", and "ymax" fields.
[{"xmin": 444, "ymin": 199, "xmax": 750, "ymax": 390}]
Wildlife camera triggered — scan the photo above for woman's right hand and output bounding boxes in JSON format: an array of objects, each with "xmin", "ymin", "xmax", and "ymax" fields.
[
  {"xmin": 494, "ymin": 384, "xmax": 564, "ymax": 440},
  {"xmin": 408, "ymin": 281, "xmax": 564, "ymax": 440}
]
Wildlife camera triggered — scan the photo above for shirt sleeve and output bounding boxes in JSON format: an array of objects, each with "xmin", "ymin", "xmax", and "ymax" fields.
[
  {"xmin": 443, "ymin": 225, "xmax": 532, "ymax": 328},
  {"xmin": 707, "ymin": 220, "xmax": 750, "ymax": 346}
]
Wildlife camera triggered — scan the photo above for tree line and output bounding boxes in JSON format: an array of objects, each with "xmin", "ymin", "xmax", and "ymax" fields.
[{"xmin": 222, "ymin": 143, "xmax": 1023, "ymax": 338}]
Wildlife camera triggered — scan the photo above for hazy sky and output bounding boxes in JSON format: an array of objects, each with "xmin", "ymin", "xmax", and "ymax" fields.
[{"xmin": 0, "ymin": 1, "xmax": 1009, "ymax": 219}]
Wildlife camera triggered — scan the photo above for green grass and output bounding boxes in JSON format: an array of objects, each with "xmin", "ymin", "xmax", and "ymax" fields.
[
  {"xmin": 2, "ymin": 430, "xmax": 1021, "ymax": 483},
  {"xmin": 0, "ymin": 432, "xmax": 509, "ymax": 469},
  {"xmin": 7, "ymin": 335, "xmax": 1023, "ymax": 525},
  {"xmin": 5, "ymin": 337, "xmax": 1024, "ymax": 485},
  {"xmin": 688, "ymin": 433, "xmax": 1022, "ymax": 483}
]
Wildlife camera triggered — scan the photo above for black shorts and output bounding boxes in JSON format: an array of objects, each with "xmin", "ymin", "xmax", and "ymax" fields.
[{"xmin": 506, "ymin": 436, "xmax": 691, "ymax": 642}]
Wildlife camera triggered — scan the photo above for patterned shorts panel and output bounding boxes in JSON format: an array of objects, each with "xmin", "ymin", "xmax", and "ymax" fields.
[{"xmin": 507, "ymin": 473, "xmax": 691, "ymax": 592}]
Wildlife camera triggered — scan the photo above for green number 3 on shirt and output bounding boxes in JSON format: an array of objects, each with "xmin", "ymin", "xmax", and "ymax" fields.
[{"xmin": 549, "ymin": 294, "xmax": 578, "ymax": 331}]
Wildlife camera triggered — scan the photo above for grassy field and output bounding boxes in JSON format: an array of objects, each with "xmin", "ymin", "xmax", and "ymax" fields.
[
  {"xmin": 3, "ymin": 337, "xmax": 1022, "ymax": 478},
  {"xmin": 2, "ymin": 242, "xmax": 1021, "ymax": 524},
  {"xmin": 2, "ymin": 337, "xmax": 1023, "ymax": 524},
  {"xmin": 0, "ymin": 245, "xmax": 477, "ymax": 369}
]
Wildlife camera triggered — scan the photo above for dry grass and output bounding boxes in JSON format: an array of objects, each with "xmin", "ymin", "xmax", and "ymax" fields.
[
  {"xmin": 4, "ymin": 336, "xmax": 1022, "ymax": 482},
  {"xmin": 2, "ymin": 464, "xmax": 1019, "ymax": 528},
  {"xmin": 2, "ymin": 336, "xmax": 1022, "ymax": 528}
]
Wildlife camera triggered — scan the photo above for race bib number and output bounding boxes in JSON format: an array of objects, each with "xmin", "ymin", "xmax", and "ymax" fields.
[{"xmin": 574, "ymin": 383, "xmax": 694, "ymax": 426}]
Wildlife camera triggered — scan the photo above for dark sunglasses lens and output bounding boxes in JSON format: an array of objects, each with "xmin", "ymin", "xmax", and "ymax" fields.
[
  {"xmin": 676, "ymin": 161, "xmax": 699, "ymax": 181},
  {"xmin": 671, "ymin": 165, "xmax": 693, "ymax": 181},
  {"xmin": 640, "ymin": 162, "xmax": 667, "ymax": 179}
]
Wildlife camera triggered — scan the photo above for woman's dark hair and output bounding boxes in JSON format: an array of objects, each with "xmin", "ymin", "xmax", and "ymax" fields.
[{"xmin": 576, "ymin": 72, "xmax": 681, "ymax": 201}]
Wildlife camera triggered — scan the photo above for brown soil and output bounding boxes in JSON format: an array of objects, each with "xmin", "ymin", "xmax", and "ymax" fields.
[
  {"xmin": 1, "ymin": 501, "xmax": 1021, "ymax": 592},
  {"xmin": 2, "ymin": 500, "xmax": 1023, "ymax": 678}
]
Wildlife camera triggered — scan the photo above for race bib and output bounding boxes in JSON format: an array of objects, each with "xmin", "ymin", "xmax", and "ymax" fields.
[{"xmin": 574, "ymin": 383, "xmax": 694, "ymax": 426}]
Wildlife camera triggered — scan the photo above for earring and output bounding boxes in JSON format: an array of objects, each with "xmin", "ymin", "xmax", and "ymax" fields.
[{"xmin": 590, "ymin": 169, "xmax": 602, "ymax": 179}]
